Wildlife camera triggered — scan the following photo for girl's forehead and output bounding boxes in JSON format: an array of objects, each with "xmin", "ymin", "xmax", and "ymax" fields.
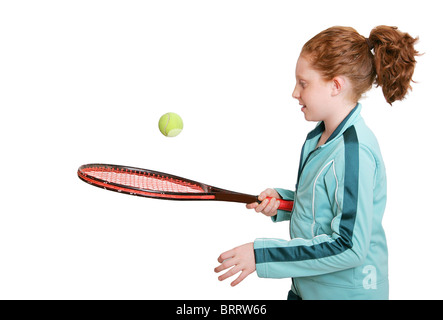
[
  {"xmin": 296, "ymin": 56, "xmax": 319, "ymax": 79},
  {"xmin": 296, "ymin": 56, "xmax": 309, "ymax": 70}
]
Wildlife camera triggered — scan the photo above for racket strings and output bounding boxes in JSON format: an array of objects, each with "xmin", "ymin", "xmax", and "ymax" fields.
[{"xmin": 83, "ymin": 167, "xmax": 204, "ymax": 194}]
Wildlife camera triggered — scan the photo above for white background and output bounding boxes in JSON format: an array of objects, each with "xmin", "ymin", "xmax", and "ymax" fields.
[{"xmin": 1, "ymin": 0, "xmax": 441, "ymax": 300}]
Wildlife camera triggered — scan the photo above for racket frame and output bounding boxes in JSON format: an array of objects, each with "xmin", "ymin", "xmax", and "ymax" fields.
[{"xmin": 77, "ymin": 163, "xmax": 258, "ymax": 204}]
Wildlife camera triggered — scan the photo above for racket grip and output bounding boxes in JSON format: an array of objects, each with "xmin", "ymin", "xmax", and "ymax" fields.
[{"xmin": 264, "ymin": 197, "xmax": 293, "ymax": 212}]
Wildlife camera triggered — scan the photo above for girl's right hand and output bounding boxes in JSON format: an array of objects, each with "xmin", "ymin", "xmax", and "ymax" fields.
[{"xmin": 246, "ymin": 188, "xmax": 282, "ymax": 217}]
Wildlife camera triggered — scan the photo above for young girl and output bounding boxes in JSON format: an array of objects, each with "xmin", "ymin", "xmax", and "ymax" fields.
[{"xmin": 214, "ymin": 25, "xmax": 419, "ymax": 300}]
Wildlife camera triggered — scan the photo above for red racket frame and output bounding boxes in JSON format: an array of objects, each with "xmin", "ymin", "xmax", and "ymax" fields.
[{"xmin": 77, "ymin": 163, "xmax": 293, "ymax": 211}]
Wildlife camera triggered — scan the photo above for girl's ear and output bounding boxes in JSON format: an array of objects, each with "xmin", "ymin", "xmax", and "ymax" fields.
[{"xmin": 331, "ymin": 76, "xmax": 346, "ymax": 97}]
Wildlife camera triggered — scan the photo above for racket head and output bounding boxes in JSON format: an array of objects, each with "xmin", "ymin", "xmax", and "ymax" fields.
[{"xmin": 77, "ymin": 163, "xmax": 216, "ymax": 201}]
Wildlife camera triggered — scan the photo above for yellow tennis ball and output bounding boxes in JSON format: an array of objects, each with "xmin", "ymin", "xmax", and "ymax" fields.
[{"xmin": 158, "ymin": 112, "xmax": 183, "ymax": 137}]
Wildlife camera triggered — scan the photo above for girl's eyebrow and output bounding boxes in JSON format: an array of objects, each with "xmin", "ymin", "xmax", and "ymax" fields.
[{"xmin": 296, "ymin": 71, "xmax": 307, "ymax": 79}]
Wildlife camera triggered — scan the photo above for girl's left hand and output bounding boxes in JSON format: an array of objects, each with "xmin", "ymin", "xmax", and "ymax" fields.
[{"xmin": 214, "ymin": 242, "xmax": 256, "ymax": 286}]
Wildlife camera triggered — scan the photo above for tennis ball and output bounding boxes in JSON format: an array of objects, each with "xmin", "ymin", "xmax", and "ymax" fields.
[{"xmin": 158, "ymin": 112, "xmax": 183, "ymax": 137}]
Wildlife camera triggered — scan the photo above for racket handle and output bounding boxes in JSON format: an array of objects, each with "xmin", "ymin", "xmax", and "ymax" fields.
[{"xmin": 264, "ymin": 197, "xmax": 293, "ymax": 212}]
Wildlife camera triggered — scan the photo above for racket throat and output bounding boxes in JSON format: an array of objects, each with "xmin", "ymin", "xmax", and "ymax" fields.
[{"xmin": 213, "ymin": 192, "xmax": 258, "ymax": 204}]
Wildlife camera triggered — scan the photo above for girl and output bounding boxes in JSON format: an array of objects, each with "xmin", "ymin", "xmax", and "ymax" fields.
[{"xmin": 214, "ymin": 25, "xmax": 419, "ymax": 300}]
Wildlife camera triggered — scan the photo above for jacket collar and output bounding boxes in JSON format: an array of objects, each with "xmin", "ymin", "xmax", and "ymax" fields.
[{"xmin": 306, "ymin": 103, "xmax": 362, "ymax": 146}]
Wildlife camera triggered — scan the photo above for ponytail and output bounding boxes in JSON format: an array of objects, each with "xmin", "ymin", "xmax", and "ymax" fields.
[{"xmin": 369, "ymin": 26, "xmax": 420, "ymax": 105}]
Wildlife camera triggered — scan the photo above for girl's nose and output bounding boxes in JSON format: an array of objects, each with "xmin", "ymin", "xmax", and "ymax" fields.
[{"xmin": 292, "ymin": 86, "xmax": 300, "ymax": 99}]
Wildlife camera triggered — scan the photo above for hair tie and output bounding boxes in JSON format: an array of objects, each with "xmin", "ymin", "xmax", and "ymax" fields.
[{"xmin": 365, "ymin": 38, "xmax": 374, "ymax": 50}]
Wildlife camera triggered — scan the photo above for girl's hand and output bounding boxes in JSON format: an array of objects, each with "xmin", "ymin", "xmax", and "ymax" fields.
[
  {"xmin": 246, "ymin": 188, "xmax": 281, "ymax": 217},
  {"xmin": 214, "ymin": 243, "xmax": 255, "ymax": 287}
]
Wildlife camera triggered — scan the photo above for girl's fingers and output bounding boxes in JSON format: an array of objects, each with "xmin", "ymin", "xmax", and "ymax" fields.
[
  {"xmin": 217, "ymin": 249, "xmax": 234, "ymax": 264},
  {"xmin": 258, "ymin": 189, "xmax": 274, "ymax": 201},
  {"xmin": 273, "ymin": 200, "xmax": 281, "ymax": 213},
  {"xmin": 217, "ymin": 265, "xmax": 241, "ymax": 282},
  {"xmin": 254, "ymin": 198, "xmax": 269, "ymax": 213},
  {"xmin": 262, "ymin": 197, "xmax": 275, "ymax": 215},
  {"xmin": 246, "ymin": 202, "xmax": 258, "ymax": 210},
  {"xmin": 247, "ymin": 189, "xmax": 282, "ymax": 214},
  {"xmin": 231, "ymin": 269, "xmax": 253, "ymax": 287},
  {"xmin": 214, "ymin": 257, "xmax": 236, "ymax": 273},
  {"xmin": 215, "ymin": 243, "xmax": 256, "ymax": 286}
]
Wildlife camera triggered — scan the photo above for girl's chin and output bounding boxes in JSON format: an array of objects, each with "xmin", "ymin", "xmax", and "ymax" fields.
[{"xmin": 302, "ymin": 111, "xmax": 320, "ymax": 122}]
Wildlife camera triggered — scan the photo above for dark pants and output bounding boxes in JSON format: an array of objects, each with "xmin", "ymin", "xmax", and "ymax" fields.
[{"xmin": 287, "ymin": 290, "xmax": 302, "ymax": 300}]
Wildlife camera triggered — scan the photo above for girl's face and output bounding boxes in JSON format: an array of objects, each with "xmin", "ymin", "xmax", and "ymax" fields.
[{"xmin": 292, "ymin": 56, "xmax": 335, "ymax": 122}]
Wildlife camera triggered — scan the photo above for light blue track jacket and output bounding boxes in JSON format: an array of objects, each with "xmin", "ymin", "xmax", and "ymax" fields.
[{"xmin": 254, "ymin": 104, "xmax": 389, "ymax": 300}]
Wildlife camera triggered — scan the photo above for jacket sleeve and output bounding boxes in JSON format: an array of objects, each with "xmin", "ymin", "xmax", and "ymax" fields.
[{"xmin": 254, "ymin": 142, "xmax": 376, "ymax": 279}]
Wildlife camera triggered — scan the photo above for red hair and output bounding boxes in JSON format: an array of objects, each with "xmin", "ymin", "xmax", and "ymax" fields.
[{"xmin": 301, "ymin": 26, "xmax": 419, "ymax": 105}]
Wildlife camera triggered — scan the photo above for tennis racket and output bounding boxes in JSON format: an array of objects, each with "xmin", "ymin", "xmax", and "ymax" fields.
[{"xmin": 77, "ymin": 163, "xmax": 293, "ymax": 212}]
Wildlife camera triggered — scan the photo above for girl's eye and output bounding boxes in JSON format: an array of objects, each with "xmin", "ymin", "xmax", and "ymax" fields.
[{"xmin": 299, "ymin": 81, "xmax": 307, "ymax": 89}]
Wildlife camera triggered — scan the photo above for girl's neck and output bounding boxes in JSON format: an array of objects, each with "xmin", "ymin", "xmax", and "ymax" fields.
[{"xmin": 318, "ymin": 103, "xmax": 356, "ymax": 147}]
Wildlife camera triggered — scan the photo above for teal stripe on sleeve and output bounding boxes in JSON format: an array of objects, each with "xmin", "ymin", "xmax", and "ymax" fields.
[{"xmin": 339, "ymin": 125, "xmax": 359, "ymax": 247}]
